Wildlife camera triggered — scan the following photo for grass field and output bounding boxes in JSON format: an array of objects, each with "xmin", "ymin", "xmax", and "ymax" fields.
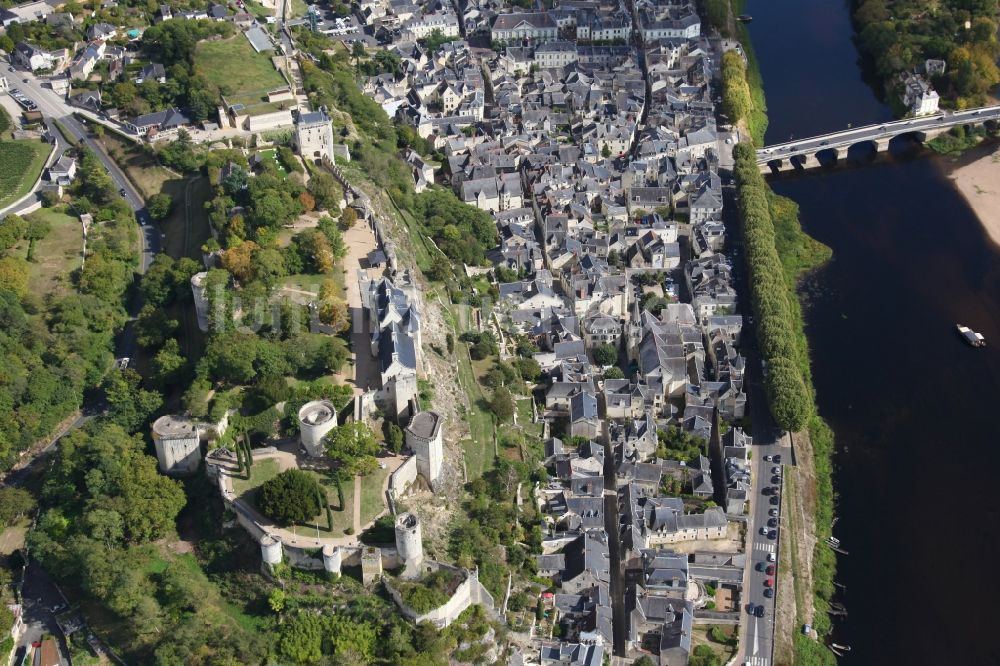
[
  {"xmin": 232, "ymin": 459, "xmax": 356, "ymax": 535},
  {"xmin": 194, "ymin": 36, "xmax": 287, "ymax": 108},
  {"xmin": 256, "ymin": 148, "xmax": 288, "ymax": 177},
  {"xmin": 440, "ymin": 302, "xmax": 496, "ymax": 480},
  {"xmin": 0, "ymin": 140, "xmax": 50, "ymax": 208},
  {"xmin": 19, "ymin": 209, "xmax": 83, "ymax": 299},
  {"xmin": 358, "ymin": 467, "xmax": 389, "ymax": 526}
]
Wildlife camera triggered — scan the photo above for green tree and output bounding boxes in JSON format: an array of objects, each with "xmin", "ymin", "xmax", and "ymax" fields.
[
  {"xmin": 257, "ymin": 469, "xmax": 322, "ymax": 525},
  {"xmin": 490, "ymin": 387, "xmax": 515, "ymax": 423},
  {"xmin": 326, "ymin": 422, "xmax": 380, "ymax": 475},
  {"xmin": 148, "ymin": 192, "xmax": 172, "ymax": 220},
  {"xmin": 103, "ymin": 369, "xmax": 163, "ymax": 433},
  {"xmin": 0, "ymin": 487, "xmax": 36, "ymax": 526},
  {"xmin": 592, "ymin": 343, "xmax": 618, "ymax": 366}
]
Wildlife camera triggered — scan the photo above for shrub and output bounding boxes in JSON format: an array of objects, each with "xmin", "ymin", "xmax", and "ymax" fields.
[{"xmin": 256, "ymin": 469, "xmax": 322, "ymax": 525}]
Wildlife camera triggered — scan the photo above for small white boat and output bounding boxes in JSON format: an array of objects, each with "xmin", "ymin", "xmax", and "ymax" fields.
[{"xmin": 957, "ymin": 325, "xmax": 986, "ymax": 348}]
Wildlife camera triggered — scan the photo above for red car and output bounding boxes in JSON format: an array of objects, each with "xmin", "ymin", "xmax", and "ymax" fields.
[
  {"xmin": 766, "ymin": 565, "xmax": 776, "ymax": 575},
  {"xmin": 764, "ymin": 578, "xmax": 774, "ymax": 588}
]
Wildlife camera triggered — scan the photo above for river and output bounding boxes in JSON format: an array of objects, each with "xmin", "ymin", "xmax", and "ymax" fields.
[{"xmin": 744, "ymin": 1, "xmax": 1000, "ymax": 664}]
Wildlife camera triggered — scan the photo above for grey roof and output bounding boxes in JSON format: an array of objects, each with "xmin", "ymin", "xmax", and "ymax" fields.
[
  {"xmin": 245, "ymin": 26, "xmax": 274, "ymax": 52},
  {"xmin": 569, "ymin": 391, "xmax": 598, "ymax": 422},
  {"xmin": 379, "ymin": 321, "xmax": 416, "ymax": 371}
]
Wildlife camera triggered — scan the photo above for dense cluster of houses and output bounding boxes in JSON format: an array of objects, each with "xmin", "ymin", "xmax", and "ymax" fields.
[{"xmin": 357, "ymin": 0, "xmax": 754, "ymax": 660}]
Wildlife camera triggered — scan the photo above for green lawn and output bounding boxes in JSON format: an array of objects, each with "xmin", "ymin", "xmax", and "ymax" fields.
[
  {"xmin": 231, "ymin": 457, "xmax": 281, "ymax": 497},
  {"xmin": 194, "ymin": 36, "xmax": 287, "ymax": 107},
  {"xmin": 359, "ymin": 467, "xmax": 389, "ymax": 526},
  {"xmin": 0, "ymin": 140, "xmax": 50, "ymax": 208},
  {"xmin": 257, "ymin": 148, "xmax": 288, "ymax": 177},
  {"xmin": 233, "ymin": 459, "xmax": 355, "ymax": 535},
  {"xmin": 442, "ymin": 303, "xmax": 496, "ymax": 480},
  {"xmin": 18, "ymin": 209, "xmax": 82, "ymax": 300}
]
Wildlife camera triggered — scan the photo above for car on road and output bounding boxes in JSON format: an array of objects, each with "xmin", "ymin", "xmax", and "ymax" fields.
[
  {"xmin": 756, "ymin": 561, "xmax": 766, "ymax": 571},
  {"xmin": 759, "ymin": 527, "xmax": 769, "ymax": 536},
  {"xmin": 7, "ymin": 67, "xmax": 12, "ymax": 72},
  {"xmin": 763, "ymin": 455, "xmax": 773, "ymax": 462},
  {"xmin": 766, "ymin": 564, "xmax": 776, "ymax": 575},
  {"xmin": 754, "ymin": 605, "xmax": 765, "ymax": 618},
  {"xmin": 767, "ymin": 518, "xmax": 778, "ymax": 528},
  {"xmin": 763, "ymin": 588, "xmax": 774, "ymax": 598},
  {"xmin": 769, "ymin": 486, "xmax": 780, "ymax": 495},
  {"xmin": 767, "ymin": 553, "xmax": 777, "ymax": 562},
  {"xmin": 119, "ymin": 187, "xmax": 127, "ymax": 197},
  {"xmin": 769, "ymin": 495, "xmax": 779, "ymax": 505},
  {"xmin": 22, "ymin": 78, "xmax": 28, "ymax": 83},
  {"xmin": 764, "ymin": 578, "xmax": 773, "ymax": 587},
  {"xmin": 772, "ymin": 466, "xmax": 781, "ymax": 474},
  {"xmin": 761, "ymin": 486, "xmax": 772, "ymax": 496},
  {"xmin": 771, "ymin": 475, "xmax": 782, "ymax": 485},
  {"xmin": 773, "ymin": 454, "xmax": 782, "ymax": 464},
  {"xmin": 767, "ymin": 529, "xmax": 777, "ymax": 540},
  {"xmin": 769, "ymin": 508, "xmax": 779, "ymax": 517}
]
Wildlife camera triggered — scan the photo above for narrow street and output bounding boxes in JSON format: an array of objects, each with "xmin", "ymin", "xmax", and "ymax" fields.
[{"xmin": 601, "ymin": 425, "xmax": 626, "ymax": 656}]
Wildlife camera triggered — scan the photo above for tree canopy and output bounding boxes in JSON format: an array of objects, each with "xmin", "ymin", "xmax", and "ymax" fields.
[{"xmin": 256, "ymin": 469, "xmax": 323, "ymax": 525}]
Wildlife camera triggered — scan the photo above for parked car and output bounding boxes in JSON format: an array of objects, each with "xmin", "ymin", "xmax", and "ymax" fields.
[
  {"xmin": 767, "ymin": 553, "xmax": 777, "ymax": 562},
  {"xmin": 767, "ymin": 529, "xmax": 777, "ymax": 540},
  {"xmin": 766, "ymin": 565, "xmax": 775, "ymax": 575},
  {"xmin": 763, "ymin": 588, "xmax": 774, "ymax": 599},
  {"xmin": 761, "ymin": 486, "xmax": 772, "ymax": 496},
  {"xmin": 768, "ymin": 508, "xmax": 779, "ymax": 517},
  {"xmin": 769, "ymin": 496, "xmax": 779, "ymax": 505},
  {"xmin": 767, "ymin": 518, "xmax": 777, "ymax": 528},
  {"xmin": 772, "ymin": 466, "xmax": 781, "ymax": 474},
  {"xmin": 764, "ymin": 578, "xmax": 773, "ymax": 588},
  {"xmin": 756, "ymin": 562, "xmax": 765, "ymax": 572},
  {"xmin": 771, "ymin": 475, "xmax": 782, "ymax": 485},
  {"xmin": 754, "ymin": 605, "xmax": 765, "ymax": 618},
  {"xmin": 773, "ymin": 454, "xmax": 782, "ymax": 464},
  {"xmin": 759, "ymin": 527, "xmax": 768, "ymax": 536},
  {"xmin": 763, "ymin": 455, "xmax": 773, "ymax": 462}
]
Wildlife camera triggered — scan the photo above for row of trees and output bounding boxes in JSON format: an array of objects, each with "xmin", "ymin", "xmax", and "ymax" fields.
[
  {"xmin": 721, "ymin": 50, "xmax": 753, "ymax": 127},
  {"xmin": 732, "ymin": 143, "xmax": 811, "ymax": 432}
]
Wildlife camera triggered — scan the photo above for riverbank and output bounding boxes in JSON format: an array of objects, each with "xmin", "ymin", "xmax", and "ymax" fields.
[{"xmin": 944, "ymin": 143, "xmax": 1000, "ymax": 249}]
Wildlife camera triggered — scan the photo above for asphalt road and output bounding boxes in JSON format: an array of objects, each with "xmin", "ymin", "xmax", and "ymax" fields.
[{"xmin": 721, "ymin": 183, "xmax": 794, "ymax": 666}]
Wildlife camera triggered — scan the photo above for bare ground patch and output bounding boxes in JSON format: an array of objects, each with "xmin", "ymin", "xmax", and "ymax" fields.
[{"xmin": 774, "ymin": 429, "xmax": 818, "ymax": 665}]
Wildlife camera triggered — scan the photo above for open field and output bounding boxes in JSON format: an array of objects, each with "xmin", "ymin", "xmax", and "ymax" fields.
[
  {"xmin": 358, "ymin": 466, "xmax": 389, "ymax": 526},
  {"xmin": 439, "ymin": 302, "xmax": 496, "ymax": 479},
  {"xmin": 256, "ymin": 148, "xmax": 288, "ymax": 177},
  {"xmin": 231, "ymin": 458, "xmax": 359, "ymax": 535},
  {"xmin": 18, "ymin": 209, "xmax": 83, "ymax": 300},
  {"xmin": 0, "ymin": 139, "xmax": 50, "ymax": 208},
  {"xmin": 194, "ymin": 36, "xmax": 287, "ymax": 108}
]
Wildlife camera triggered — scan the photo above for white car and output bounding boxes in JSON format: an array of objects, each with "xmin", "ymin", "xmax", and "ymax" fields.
[{"xmin": 767, "ymin": 553, "xmax": 776, "ymax": 562}]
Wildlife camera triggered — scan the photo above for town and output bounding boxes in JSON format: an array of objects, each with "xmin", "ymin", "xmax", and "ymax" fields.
[{"xmin": 0, "ymin": 0, "xmax": 802, "ymax": 663}]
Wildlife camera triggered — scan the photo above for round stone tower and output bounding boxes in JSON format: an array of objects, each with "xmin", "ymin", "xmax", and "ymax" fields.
[
  {"xmin": 395, "ymin": 512, "xmax": 423, "ymax": 577},
  {"xmin": 260, "ymin": 534, "xmax": 282, "ymax": 566},
  {"xmin": 322, "ymin": 544, "xmax": 342, "ymax": 577},
  {"xmin": 298, "ymin": 400, "xmax": 338, "ymax": 457},
  {"xmin": 151, "ymin": 415, "xmax": 202, "ymax": 476},
  {"xmin": 190, "ymin": 271, "xmax": 210, "ymax": 332}
]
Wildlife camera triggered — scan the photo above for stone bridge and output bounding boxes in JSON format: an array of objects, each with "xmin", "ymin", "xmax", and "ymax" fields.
[{"xmin": 756, "ymin": 105, "xmax": 1000, "ymax": 172}]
